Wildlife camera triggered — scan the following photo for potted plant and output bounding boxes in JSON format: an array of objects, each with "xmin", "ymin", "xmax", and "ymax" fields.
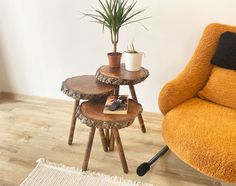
[
  {"xmin": 124, "ymin": 42, "xmax": 144, "ymax": 71},
  {"xmin": 82, "ymin": 0, "xmax": 149, "ymax": 68}
]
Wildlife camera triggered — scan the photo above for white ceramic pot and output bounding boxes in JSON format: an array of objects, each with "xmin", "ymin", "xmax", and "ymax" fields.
[{"xmin": 124, "ymin": 52, "xmax": 144, "ymax": 71}]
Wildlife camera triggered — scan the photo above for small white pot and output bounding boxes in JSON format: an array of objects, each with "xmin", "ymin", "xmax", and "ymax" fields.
[{"xmin": 124, "ymin": 52, "xmax": 144, "ymax": 71}]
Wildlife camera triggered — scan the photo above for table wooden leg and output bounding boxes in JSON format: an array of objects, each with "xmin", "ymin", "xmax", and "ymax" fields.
[
  {"xmin": 129, "ymin": 85, "xmax": 146, "ymax": 133},
  {"xmin": 113, "ymin": 129, "xmax": 128, "ymax": 174},
  {"xmin": 99, "ymin": 129, "xmax": 108, "ymax": 152},
  {"xmin": 107, "ymin": 85, "xmax": 119, "ymax": 152},
  {"xmin": 109, "ymin": 130, "xmax": 114, "ymax": 151},
  {"xmin": 105, "ymin": 129, "xmax": 110, "ymax": 147},
  {"xmin": 68, "ymin": 99, "xmax": 80, "ymax": 145},
  {"xmin": 82, "ymin": 127, "xmax": 96, "ymax": 171},
  {"xmin": 114, "ymin": 85, "xmax": 120, "ymax": 96}
]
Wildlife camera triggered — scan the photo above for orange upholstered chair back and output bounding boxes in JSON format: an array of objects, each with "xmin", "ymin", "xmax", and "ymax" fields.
[{"xmin": 158, "ymin": 23, "xmax": 236, "ymax": 114}]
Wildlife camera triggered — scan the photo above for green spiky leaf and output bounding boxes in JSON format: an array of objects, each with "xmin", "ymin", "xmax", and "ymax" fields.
[{"xmin": 82, "ymin": 0, "xmax": 150, "ymax": 53}]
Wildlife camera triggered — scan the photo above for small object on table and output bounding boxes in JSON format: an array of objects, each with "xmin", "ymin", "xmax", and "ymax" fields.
[
  {"xmin": 77, "ymin": 99, "xmax": 142, "ymax": 173},
  {"xmin": 103, "ymin": 95, "xmax": 128, "ymax": 114},
  {"xmin": 109, "ymin": 95, "xmax": 127, "ymax": 111},
  {"xmin": 109, "ymin": 101, "xmax": 121, "ymax": 111},
  {"xmin": 61, "ymin": 75, "xmax": 114, "ymax": 145},
  {"xmin": 96, "ymin": 63, "xmax": 149, "ymax": 133}
]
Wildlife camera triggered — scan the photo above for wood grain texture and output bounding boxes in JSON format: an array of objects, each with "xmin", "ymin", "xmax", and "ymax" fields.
[
  {"xmin": 61, "ymin": 75, "xmax": 114, "ymax": 100},
  {"xmin": 0, "ymin": 94, "xmax": 233, "ymax": 186},
  {"xmin": 77, "ymin": 99, "xmax": 142, "ymax": 129},
  {"xmin": 96, "ymin": 64, "xmax": 149, "ymax": 85}
]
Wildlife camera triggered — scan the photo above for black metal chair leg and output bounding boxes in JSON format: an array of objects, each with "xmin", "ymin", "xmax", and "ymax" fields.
[{"xmin": 137, "ymin": 146, "xmax": 169, "ymax": 176}]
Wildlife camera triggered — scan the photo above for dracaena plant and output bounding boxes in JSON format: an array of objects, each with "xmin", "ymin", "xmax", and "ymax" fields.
[{"xmin": 82, "ymin": 0, "xmax": 149, "ymax": 53}]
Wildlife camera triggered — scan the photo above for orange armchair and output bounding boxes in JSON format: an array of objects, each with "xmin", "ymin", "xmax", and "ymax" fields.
[
  {"xmin": 137, "ymin": 23, "xmax": 236, "ymax": 183},
  {"xmin": 159, "ymin": 23, "xmax": 236, "ymax": 183}
]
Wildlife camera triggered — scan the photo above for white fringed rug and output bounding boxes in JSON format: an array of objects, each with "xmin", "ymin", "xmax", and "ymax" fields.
[{"xmin": 21, "ymin": 159, "xmax": 153, "ymax": 186}]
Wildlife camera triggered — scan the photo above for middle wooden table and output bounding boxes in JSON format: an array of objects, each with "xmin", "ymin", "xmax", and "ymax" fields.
[{"xmin": 96, "ymin": 63, "xmax": 149, "ymax": 133}]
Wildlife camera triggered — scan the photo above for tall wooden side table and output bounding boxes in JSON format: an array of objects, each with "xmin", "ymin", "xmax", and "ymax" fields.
[
  {"xmin": 61, "ymin": 75, "xmax": 114, "ymax": 145},
  {"xmin": 96, "ymin": 63, "xmax": 149, "ymax": 133},
  {"xmin": 77, "ymin": 99, "xmax": 142, "ymax": 173}
]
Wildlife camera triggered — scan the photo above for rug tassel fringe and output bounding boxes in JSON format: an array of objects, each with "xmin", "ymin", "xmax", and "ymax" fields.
[{"xmin": 36, "ymin": 158, "xmax": 153, "ymax": 186}]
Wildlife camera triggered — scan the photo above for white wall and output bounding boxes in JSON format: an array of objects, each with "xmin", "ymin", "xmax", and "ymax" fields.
[{"xmin": 0, "ymin": 0, "xmax": 236, "ymax": 112}]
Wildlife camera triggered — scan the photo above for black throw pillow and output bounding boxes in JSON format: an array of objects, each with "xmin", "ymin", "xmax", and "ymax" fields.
[{"xmin": 211, "ymin": 31, "xmax": 236, "ymax": 70}]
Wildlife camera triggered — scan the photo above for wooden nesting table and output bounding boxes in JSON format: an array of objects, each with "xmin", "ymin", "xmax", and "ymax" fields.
[
  {"xmin": 61, "ymin": 64, "xmax": 149, "ymax": 173},
  {"xmin": 96, "ymin": 63, "xmax": 149, "ymax": 133},
  {"xmin": 77, "ymin": 99, "xmax": 142, "ymax": 173}
]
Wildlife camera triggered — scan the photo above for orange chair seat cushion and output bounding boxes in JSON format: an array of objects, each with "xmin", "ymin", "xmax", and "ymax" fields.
[
  {"xmin": 162, "ymin": 98, "xmax": 236, "ymax": 182},
  {"xmin": 198, "ymin": 66, "xmax": 236, "ymax": 109}
]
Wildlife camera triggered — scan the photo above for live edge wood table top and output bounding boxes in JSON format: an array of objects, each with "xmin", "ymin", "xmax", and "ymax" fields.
[
  {"xmin": 61, "ymin": 75, "xmax": 114, "ymax": 100},
  {"xmin": 77, "ymin": 99, "xmax": 142, "ymax": 129},
  {"xmin": 96, "ymin": 63, "xmax": 149, "ymax": 85}
]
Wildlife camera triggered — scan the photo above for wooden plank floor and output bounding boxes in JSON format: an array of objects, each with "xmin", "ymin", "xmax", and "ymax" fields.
[{"xmin": 0, "ymin": 94, "xmax": 233, "ymax": 186}]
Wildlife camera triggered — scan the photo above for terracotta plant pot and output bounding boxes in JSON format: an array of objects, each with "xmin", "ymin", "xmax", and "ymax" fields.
[{"xmin": 107, "ymin": 52, "xmax": 122, "ymax": 68}]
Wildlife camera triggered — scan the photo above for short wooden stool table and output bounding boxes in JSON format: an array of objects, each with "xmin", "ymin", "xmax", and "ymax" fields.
[
  {"xmin": 96, "ymin": 63, "xmax": 149, "ymax": 133},
  {"xmin": 77, "ymin": 99, "xmax": 142, "ymax": 173},
  {"xmin": 61, "ymin": 75, "xmax": 114, "ymax": 145}
]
